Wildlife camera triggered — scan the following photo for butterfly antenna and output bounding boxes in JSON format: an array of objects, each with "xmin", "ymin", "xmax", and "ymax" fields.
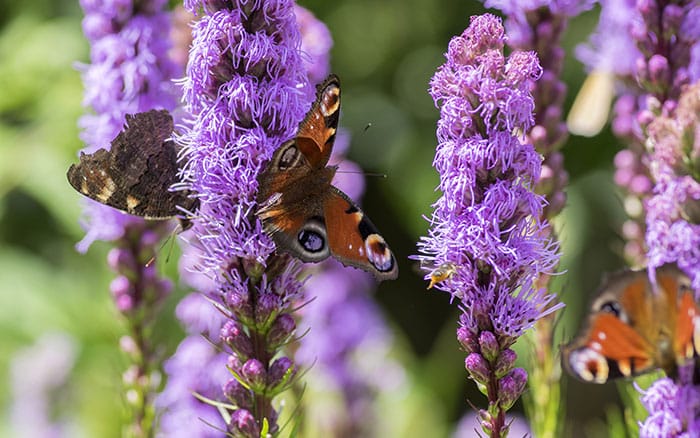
[
  {"xmin": 363, "ymin": 122, "xmax": 372, "ymax": 133},
  {"xmin": 335, "ymin": 169, "xmax": 387, "ymax": 178}
]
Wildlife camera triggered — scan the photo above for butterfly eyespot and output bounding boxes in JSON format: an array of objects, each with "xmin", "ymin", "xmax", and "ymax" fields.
[
  {"xmin": 568, "ymin": 348, "xmax": 609, "ymax": 384},
  {"xmin": 277, "ymin": 142, "xmax": 300, "ymax": 170},
  {"xmin": 298, "ymin": 229, "xmax": 325, "ymax": 253},
  {"xmin": 320, "ymin": 85, "xmax": 340, "ymax": 116},
  {"xmin": 599, "ymin": 300, "xmax": 621, "ymax": 317},
  {"xmin": 365, "ymin": 234, "xmax": 394, "ymax": 273}
]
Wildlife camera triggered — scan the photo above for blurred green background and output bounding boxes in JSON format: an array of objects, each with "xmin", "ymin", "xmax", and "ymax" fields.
[{"xmin": 0, "ymin": 0, "xmax": 643, "ymax": 436}]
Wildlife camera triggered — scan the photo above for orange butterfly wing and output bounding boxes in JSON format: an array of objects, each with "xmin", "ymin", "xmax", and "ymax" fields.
[
  {"xmin": 323, "ymin": 188, "xmax": 397, "ymax": 280},
  {"xmin": 295, "ymin": 75, "xmax": 340, "ymax": 169}
]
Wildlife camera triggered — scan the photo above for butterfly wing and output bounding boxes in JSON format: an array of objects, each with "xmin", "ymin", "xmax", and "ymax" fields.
[
  {"xmin": 323, "ymin": 188, "xmax": 397, "ymax": 280},
  {"xmin": 563, "ymin": 265, "xmax": 700, "ymax": 383},
  {"xmin": 294, "ymin": 75, "xmax": 340, "ymax": 169},
  {"xmin": 563, "ymin": 313, "xmax": 656, "ymax": 383},
  {"xmin": 656, "ymin": 266, "xmax": 700, "ymax": 365},
  {"xmin": 67, "ymin": 110, "xmax": 197, "ymax": 219},
  {"xmin": 563, "ymin": 270, "xmax": 658, "ymax": 383}
]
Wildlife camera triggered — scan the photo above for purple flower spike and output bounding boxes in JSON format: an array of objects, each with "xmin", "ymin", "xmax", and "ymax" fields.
[
  {"xmin": 418, "ymin": 14, "xmax": 561, "ymax": 437},
  {"xmin": 75, "ymin": 2, "xmax": 181, "ymax": 435},
  {"xmin": 171, "ymin": 0, "xmax": 310, "ymax": 434}
]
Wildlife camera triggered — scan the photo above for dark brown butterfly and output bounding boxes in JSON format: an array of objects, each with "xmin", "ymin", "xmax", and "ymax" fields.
[
  {"xmin": 67, "ymin": 110, "xmax": 197, "ymax": 221},
  {"xmin": 562, "ymin": 264, "xmax": 699, "ymax": 383},
  {"xmin": 256, "ymin": 75, "xmax": 398, "ymax": 281}
]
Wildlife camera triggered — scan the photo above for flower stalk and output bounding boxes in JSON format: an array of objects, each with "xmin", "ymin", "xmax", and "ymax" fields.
[
  {"xmin": 419, "ymin": 14, "xmax": 561, "ymax": 437},
  {"xmin": 76, "ymin": 1, "xmax": 179, "ymax": 436},
  {"xmin": 174, "ymin": 0, "xmax": 311, "ymax": 435},
  {"xmin": 483, "ymin": 2, "xmax": 594, "ymax": 436}
]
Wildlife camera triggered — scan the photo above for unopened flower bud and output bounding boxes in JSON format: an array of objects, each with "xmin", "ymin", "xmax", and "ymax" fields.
[
  {"xmin": 498, "ymin": 368, "xmax": 528, "ymax": 411},
  {"xmin": 221, "ymin": 320, "xmax": 253, "ymax": 359},
  {"xmin": 268, "ymin": 357, "xmax": 296, "ymax": 390},
  {"xmin": 228, "ymin": 409, "xmax": 259, "ymax": 438},
  {"xmin": 223, "ymin": 379, "xmax": 253, "ymax": 410},
  {"xmin": 255, "ymin": 293, "xmax": 282, "ymax": 330},
  {"xmin": 494, "ymin": 348, "xmax": 517, "ymax": 378},
  {"xmin": 241, "ymin": 359, "xmax": 267, "ymax": 391},
  {"xmin": 478, "ymin": 331, "xmax": 499, "ymax": 362},
  {"xmin": 266, "ymin": 314, "xmax": 295, "ymax": 350},
  {"xmin": 465, "ymin": 352, "xmax": 490, "ymax": 384}
]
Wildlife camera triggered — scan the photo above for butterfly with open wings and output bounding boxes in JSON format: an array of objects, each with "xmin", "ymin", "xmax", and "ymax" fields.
[
  {"xmin": 256, "ymin": 75, "xmax": 398, "ymax": 281},
  {"xmin": 562, "ymin": 264, "xmax": 700, "ymax": 383}
]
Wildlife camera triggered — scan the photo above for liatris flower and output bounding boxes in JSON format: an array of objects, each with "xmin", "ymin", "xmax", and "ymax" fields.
[
  {"xmin": 638, "ymin": 375, "xmax": 700, "ymax": 438},
  {"xmin": 642, "ymin": 84, "xmax": 700, "ymax": 433},
  {"xmin": 580, "ymin": 0, "xmax": 700, "ymax": 266},
  {"xmin": 158, "ymin": 5, "xmax": 338, "ymax": 435},
  {"xmin": 482, "ymin": 3, "xmax": 591, "ymax": 436},
  {"xmin": 76, "ymin": 1, "xmax": 180, "ymax": 436},
  {"xmin": 174, "ymin": 0, "xmax": 309, "ymax": 434},
  {"xmin": 418, "ymin": 14, "xmax": 560, "ymax": 437}
]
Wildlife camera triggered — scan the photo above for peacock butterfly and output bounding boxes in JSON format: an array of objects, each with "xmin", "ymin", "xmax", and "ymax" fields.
[
  {"xmin": 256, "ymin": 75, "xmax": 398, "ymax": 281},
  {"xmin": 562, "ymin": 264, "xmax": 699, "ymax": 383},
  {"xmin": 67, "ymin": 110, "xmax": 198, "ymax": 222}
]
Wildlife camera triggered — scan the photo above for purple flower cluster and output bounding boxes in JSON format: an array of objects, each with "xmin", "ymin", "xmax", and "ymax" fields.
[
  {"xmin": 419, "ymin": 14, "xmax": 560, "ymax": 436},
  {"xmin": 642, "ymin": 87, "xmax": 700, "ymax": 433},
  {"xmin": 581, "ymin": 0, "xmax": 700, "ymax": 266},
  {"xmin": 482, "ymin": 3, "xmax": 589, "ymax": 435},
  {"xmin": 172, "ymin": 1, "xmax": 311, "ymax": 435},
  {"xmin": 639, "ymin": 376, "xmax": 700, "ymax": 437}
]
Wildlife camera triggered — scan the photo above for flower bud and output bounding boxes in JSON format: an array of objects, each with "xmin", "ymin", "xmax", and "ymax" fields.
[
  {"xmin": 478, "ymin": 331, "xmax": 499, "ymax": 362},
  {"xmin": 255, "ymin": 293, "xmax": 282, "ymax": 330},
  {"xmin": 494, "ymin": 348, "xmax": 517, "ymax": 378},
  {"xmin": 268, "ymin": 357, "xmax": 296, "ymax": 391},
  {"xmin": 221, "ymin": 320, "xmax": 253, "ymax": 359},
  {"xmin": 465, "ymin": 352, "xmax": 490, "ymax": 384},
  {"xmin": 110, "ymin": 275, "xmax": 135, "ymax": 312},
  {"xmin": 662, "ymin": 5, "xmax": 684, "ymax": 35},
  {"xmin": 228, "ymin": 409, "xmax": 260, "ymax": 438},
  {"xmin": 498, "ymin": 368, "xmax": 528, "ymax": 411},
  {"xmin": 225, "ymin": 291, "xmax": 253, "ymax": 325},
  {"xmin": 266, "ymin": 314, "xmax": 295, "ymax": 350},
  {"xmin": 457, "ymin": 326, "xmax": 478, "ymax": 352},
  {"xmin": 107, "ymin": 248, "xmax": 135, "ymax": 273},
  {"xmin": 223, "ymin": 379, "xmax": 253, "ymax": 410},
  {"xmin": 241, "ymin": 359, "xmax": 267, "ymax": 391},
  {"xmin": 648, "ymin": 55, "xmax": 670, "ymax": 87}
]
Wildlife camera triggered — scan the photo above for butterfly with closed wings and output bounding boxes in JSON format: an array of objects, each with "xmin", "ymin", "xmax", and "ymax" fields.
[
  {"xmin": 66, "ymin": 110, "xmax": 198, "ymax": 223},
  {"xmin": 256, "ymin": 75, "xmax": 398, "ymax": 281},
  {"xmin": 562, "ymin": 264, "xmax": 700, "ymax": 383}
]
